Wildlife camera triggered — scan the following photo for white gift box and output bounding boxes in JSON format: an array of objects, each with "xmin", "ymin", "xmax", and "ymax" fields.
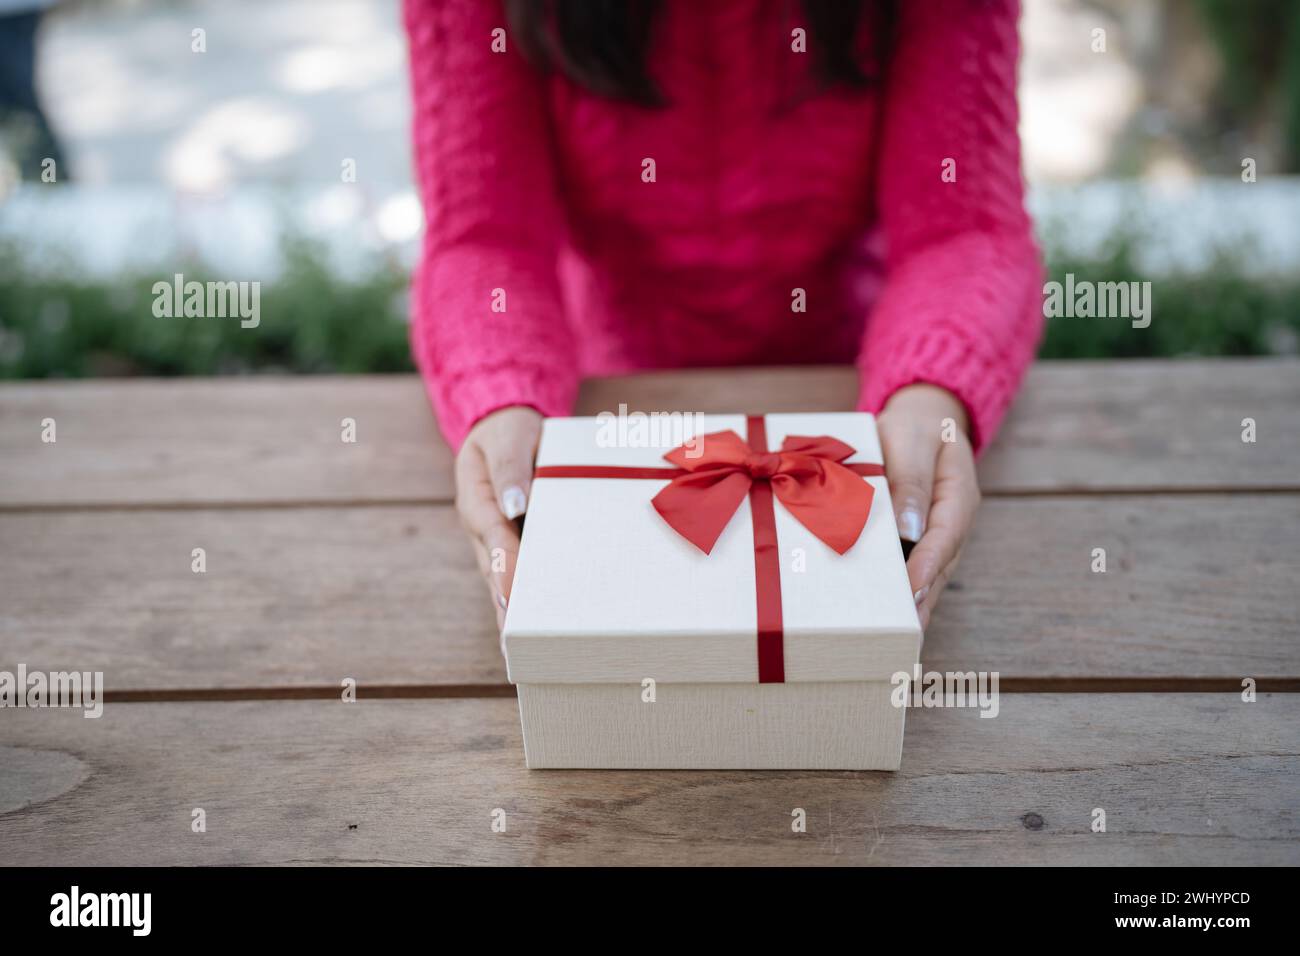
[{"xmin": 502, "ymin": 412, "xmax": 921, "ymax": 770}]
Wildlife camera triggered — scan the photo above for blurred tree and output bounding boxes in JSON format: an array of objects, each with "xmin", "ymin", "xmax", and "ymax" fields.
[{"xmin": 1193, "ymin": 0, "xmax": 1300, "ymax": 172}]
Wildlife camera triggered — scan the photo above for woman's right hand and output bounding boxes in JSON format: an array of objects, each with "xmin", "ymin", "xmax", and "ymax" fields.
[{"xmin": 454, "ymin": 406, "xmax": 544, "ymax": 631}]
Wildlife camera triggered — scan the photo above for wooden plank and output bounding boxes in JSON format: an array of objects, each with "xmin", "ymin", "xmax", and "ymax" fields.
[
  {"xmin": 0, "ymin": 376, "xmax": 447, "ymax": 508},
  {"xmin": 926, "ymin": 493, "xmax": 1300, "ymax": 680},
  {"xmin": 2, "ymin": 360, "xmax": 1296, "ymax": 507},
  {"xmin": 0, "ymin": 505, "xmax": 501, "ymax": 689},
  {"xmin": 2, "ymin": 496, "xmax": 1296, "ymax": 691},
  {"xmin": 0, "ymin": 695, "xmax": 1295, "ymax": 865},
  {"xmin": 979, "ymin": 358, "xmax": 1300, "ymax": 494}
]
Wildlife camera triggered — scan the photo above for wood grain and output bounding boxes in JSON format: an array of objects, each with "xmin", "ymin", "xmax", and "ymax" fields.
[
  {"xmin": 0, "ymin": 376, "xmax": 447, "ymax": 508},
  {"xmin": 979, "ymin": 358, "xmax": 1300, "ymax": 494},
  {"xmin": 2, "ymin": 360, "xmax": 1295, "ymax": 867},
  {"xmin": 926, "ymin": 493, "xmax": 1300, "ymax": 680},
  {"xmin": 0, "ymin": 505, "xmax": 501, "ymax": 688},
  {"xmin": 2, "ymin": 496, "xmax": 1295, "ymax": 691},
  {"xmin": 0, "ymin": 696, "xmax": 1294, "ymax": 865},
  {"xmin": 2, "ymin": 359, "xmax": 1295, "ymax": 507}
]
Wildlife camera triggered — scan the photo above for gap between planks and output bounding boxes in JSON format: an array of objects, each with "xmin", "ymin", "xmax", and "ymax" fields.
[{"xmin": 97, "ymin": 677, "xmax": 1300, "ymax": 703}]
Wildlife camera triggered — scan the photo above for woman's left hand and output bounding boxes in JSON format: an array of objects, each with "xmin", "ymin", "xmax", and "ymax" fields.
[{"xmin": 876, "ymin": 384, "xmax": 981, "ymax": 630}]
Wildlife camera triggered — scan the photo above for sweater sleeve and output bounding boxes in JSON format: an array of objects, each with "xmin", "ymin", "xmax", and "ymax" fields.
[
  {"xmin": 856, "ymin": 0, "xmax": 1044, "ymax": 454},
  {"xmin": 403, "ymin": 0, "xmax": 579, "ymax": 450}
]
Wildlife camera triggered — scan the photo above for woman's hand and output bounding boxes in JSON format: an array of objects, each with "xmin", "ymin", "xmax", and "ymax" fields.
[
  {"xmin": 454, "ymin": 406, "xmax": 544, "ymax": 630},
  {"xmin": 876, "ymin": 384, "xmax": 981, "ymax": 630}
]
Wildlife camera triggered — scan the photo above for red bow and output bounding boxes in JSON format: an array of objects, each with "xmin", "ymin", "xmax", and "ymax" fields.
[{"xmin": 651, "ymin": 430, "xmax": 876, "ymax": 556}]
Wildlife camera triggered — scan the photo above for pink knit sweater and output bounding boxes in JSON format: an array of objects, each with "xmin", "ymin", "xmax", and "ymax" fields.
[{"xmin": 403, "ymin": 0, "xmax": 1043, "ymax": 452}]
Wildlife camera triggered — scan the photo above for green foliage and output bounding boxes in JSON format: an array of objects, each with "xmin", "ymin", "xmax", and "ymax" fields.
[
  {"xmin": 0, "ymin": 237, "xmax": 414, "ymax": 379},
  {"xmin": 1, "ymin": 231, "xmax": 1297, "ymax": 380},
  {"xmin": 1041, "ymin": 237, "xmax": 1300, "ymax": 359}
]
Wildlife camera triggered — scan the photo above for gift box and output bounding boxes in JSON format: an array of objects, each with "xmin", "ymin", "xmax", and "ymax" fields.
[{"xmin": 502, "ymin": 412, "xmax": 921, "ymax": 769}]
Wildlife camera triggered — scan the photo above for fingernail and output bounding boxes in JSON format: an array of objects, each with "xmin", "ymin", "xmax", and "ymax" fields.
[
  {"xmin": 496, "ymin": 591, "xmax": 508, "ymax": 612},
  {"xmin": 898, "ymin": 507, "xmax": 924, "ymax": 543},
  {"xmin": 501, "ymin": 485, "xmax": 527, "ymax": 520},
  {"xmin": 913, "ymin": 585, "xmax": 929, "ymax": 607}
]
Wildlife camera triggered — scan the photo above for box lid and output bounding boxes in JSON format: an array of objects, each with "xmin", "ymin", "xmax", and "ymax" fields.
[{"xmin": 503, "ymin": 412, "xmax": 921, "ymax": 684}]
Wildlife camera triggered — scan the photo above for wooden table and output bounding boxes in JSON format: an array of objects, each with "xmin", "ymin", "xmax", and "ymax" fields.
[{"xmin": 1, "ymin": 360, "xmax": 1297, "ymax": 865}]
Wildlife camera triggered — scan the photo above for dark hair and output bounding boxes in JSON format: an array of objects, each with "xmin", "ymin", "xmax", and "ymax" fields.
[{"xmin": 504, "ymin": 0, "xmax": 890, "ymax": 106}]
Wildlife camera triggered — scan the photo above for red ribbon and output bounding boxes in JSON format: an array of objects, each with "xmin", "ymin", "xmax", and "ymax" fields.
[{"xmin": 533, "ymin": 416, "xmax": 883, "ymax": 683}]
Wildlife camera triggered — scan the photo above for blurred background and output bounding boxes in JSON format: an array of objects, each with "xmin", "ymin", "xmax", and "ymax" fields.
[{"xmin": 0, "ymin": 0, "xmax": 1297, "ymax": 379}]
